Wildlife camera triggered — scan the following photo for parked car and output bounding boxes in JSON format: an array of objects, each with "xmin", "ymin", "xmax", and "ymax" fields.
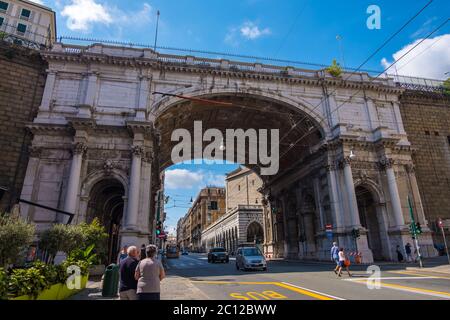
[
  {"xmin": 181, "ymin": 250, "xmax": 189, "ymax": 255},
  {"xmin": 236, "ymin": 247, "xmax": 267, "ymax": 271},
  {"xmin": 207, "ymin": 247, "xmax": 229, "ymax": 263}
]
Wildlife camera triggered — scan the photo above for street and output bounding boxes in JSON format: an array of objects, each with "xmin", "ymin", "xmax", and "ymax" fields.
[{"xmin": 166, "ymin": 254, "xmax": 450, "ymax": 300}]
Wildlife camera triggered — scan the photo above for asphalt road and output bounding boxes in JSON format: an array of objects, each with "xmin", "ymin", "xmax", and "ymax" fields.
[{"xmin": 166, "ymin": 253, "xmax": 450, "ymax": 300}]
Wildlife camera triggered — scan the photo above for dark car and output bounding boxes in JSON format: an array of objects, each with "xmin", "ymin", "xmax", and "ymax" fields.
[{"xmin": 207, "ymin": 248, "xmax": 229, "ymax": 263}]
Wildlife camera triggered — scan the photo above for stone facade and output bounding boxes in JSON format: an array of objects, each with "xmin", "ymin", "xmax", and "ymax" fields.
[
  {"xmin": 180, "ymin": 187, "xmax": 226, "ymax": 252},
  {"xmin": 226, "ymin": 167, "xmax": 264, "ymax": 211},
  {"xmin": 399, "ymin": 91, "xmax": 450, "ymax": 248},
  {"xmin": 0, "ymin": 40, "xmax": 46, "ymax": 211},
  {"xmin": 19, "ymin": 42, "xmax": 439, "ymax": 263}
]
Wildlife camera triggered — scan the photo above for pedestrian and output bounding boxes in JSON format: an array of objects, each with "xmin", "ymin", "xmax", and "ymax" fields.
[
  {"xmin": 405, "ymin": 243, "xmax": 413, "ymax": 262},
  {"xmin": 119, "ymin": 246, "xmax": 139, "ymax": 300},
  {"xmin": 396, "ymin": 245, "xmax": 404, "ymax": 262},
  {"xmin": 118, "ymin": 245, "xmax": 128, "ymax": 264},
  {"xmin": 330, "ymin": 242, "xmax": 340, "ymax": 274},
  {"xmin": 135, "ymin": 244, "xmax": 166, "ymax": 300},
  {"xmin": 336, "ymin": 248, "xmax": 352, "ymax": 277},
  {"xmin": 140, "ymin": 244, "xmax": 146, "ymax": 261}
]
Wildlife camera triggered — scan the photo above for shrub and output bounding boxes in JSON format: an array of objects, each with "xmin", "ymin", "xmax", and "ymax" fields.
[
  {"xmin": 443, "ymin": 77, "xmax": 450, "ymax": 96},
  {"xmin": 0, "ymin": 213, "xmax": 35, "ymax": 268},
  {"xmin": 39, "ymin": 218, "xmax": 107, "ymax": 263},
  {"xmin": 0, "ymin": 268, "xmax": 7, "ymax": 300},
  {"xmin": 326, "ymin": 59, "xmax": 343, "ymax": 77},
  {"xmin": 7, "ymin": 266, "xmax": 49, "ymax": 298}
]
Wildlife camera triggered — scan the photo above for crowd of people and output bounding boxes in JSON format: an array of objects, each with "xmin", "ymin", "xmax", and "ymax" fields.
[{"xmin": 118, "ymin": 244, "xmax": 165, "ymax": 300}]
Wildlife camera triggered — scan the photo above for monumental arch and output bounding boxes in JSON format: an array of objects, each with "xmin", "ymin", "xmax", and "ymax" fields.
[{"xmin": 20, "ymin": 42, "xmax": 437, "ymax": 263}]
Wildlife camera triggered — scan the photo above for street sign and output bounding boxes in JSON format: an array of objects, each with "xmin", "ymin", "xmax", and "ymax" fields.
[{"xmin": 326, "ymin": 224, "xmax": 333, "ymax": 240}]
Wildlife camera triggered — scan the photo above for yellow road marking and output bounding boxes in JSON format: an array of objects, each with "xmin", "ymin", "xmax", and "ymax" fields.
[
  {"xmin": 351, "ymin": 279, "xmax": 450, "ymax": 299},
  {"xmin": 191, "ymin": 280, "xmax": 335, "ymax": 300}
]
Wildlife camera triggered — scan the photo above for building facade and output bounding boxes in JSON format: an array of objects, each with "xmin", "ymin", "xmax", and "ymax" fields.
[
  {"xmin": 201, "ymin": 167, "xmax": 265, "ymax": 254},
  {"xmin": 19, "ymin": 42, "xmax": 442, "ymax": 264},
  {"xmin": 0, "ymin": 0, "xmax": 56, "ymax": 48}
]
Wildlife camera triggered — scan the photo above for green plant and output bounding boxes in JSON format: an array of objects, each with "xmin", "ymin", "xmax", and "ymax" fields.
[
  {"xmin": 0, "ymin": 213, "xmax": 35, "ymax": 268},
  {"xmin": 326, "ymin": 59, "xmax": 343, "ymax": 77},
  {"xmin": 0, "ymin": 31, "xmax": 6, "ymax": 40},
  {"xmin": 7, "ymin": 266, "xmax": 49, "ymax": 298},
  {"xmin": 68, "ymin": 244, "xmax": 97, "ymax": 266},
  {"xmin": 61, "ymin": 257, "xmax": 90, "ymax": 276},
  {"xmin": 443, "ymin": 77, "xmax": 450, "ymax": 96},
  {"xmin": 0, "ymin": 268, "xmax": 7, "ymax": 300}
]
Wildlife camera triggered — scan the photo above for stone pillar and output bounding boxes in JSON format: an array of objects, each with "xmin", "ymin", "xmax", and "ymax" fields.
[
  {"xmin": 381, "ymin": 157, "xmax": 405, "ymax": 228},
  {"xmin": 326, "ymin": 163, "xmax": 342, "ymax": 229},
  {"xmin": 39, "ymin": 70, "xmax": 57, "ymax": 113},
  {"xmin": 136, "ymin": 76, "xmax": 150, "ymax": 120},
  {"xmin": 125, "ymin": 145, "xmax": 143, "ymax": 230},
  {"xmin": 63, "ymin": 142, "xmax": 87, "ymax": 216},
  {"xmin": 341, "ymin": 157, "xmax": 361, "ymax": 228},
  {"xmin": 20, "ymin": 146, "xmax": 42, "ymax": 221}
]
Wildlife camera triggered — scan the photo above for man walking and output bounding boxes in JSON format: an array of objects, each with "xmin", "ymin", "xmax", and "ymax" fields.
[
  {"xmin": 119, "ymin": 246, "xmax": 139, "ymax": 300},
  {"xmin": 405, "ymin": 243, "xmax": 413, "ymax": 262},
  {"xmin": 331, "ymin": 242, "xmax": 340, "ymax": 274}
]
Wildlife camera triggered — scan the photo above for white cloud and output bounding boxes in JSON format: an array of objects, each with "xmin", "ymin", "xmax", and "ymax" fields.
[
  {"xmin": 61, "ymin": 0, "xmax": 112, "ymax": 31},
  {"xmin": 165, "ymin": 169, "xmax": 204, "ymax": 190},
  {"xmin": 164, "ymin": 169, "xmax": 226, "ymax": 190},
  {"xmin": 240, "ymin": 21, "xmax": 271, "ymax": 40},
  {"xmin": 381, "ymin": 33, "xmax": 450, "ymax": 80},
  {"xmin": 29, "ymin": 0, "xmax": 44, "ymax": 5},
  {"xmin": 225, "ymin": 21, "xmax": 271, "ymax": 46}
]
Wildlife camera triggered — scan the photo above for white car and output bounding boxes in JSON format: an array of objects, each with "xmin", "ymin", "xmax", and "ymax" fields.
[{"xmin": 235, "ymin": 247, "xmax": 267, "ymax": 271}]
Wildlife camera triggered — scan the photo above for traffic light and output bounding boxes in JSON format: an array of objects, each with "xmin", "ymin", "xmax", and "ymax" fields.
[
  {"xmin": 416, "ymin": 222, "xmax": 422, "ymax": 235},
  {"xmin": 156, "ymin": 221, "xmax": 162, "ymax": 235},
  {"xmin": 351, "ymin": 228, "xmax": 360, "ymax": 239}
]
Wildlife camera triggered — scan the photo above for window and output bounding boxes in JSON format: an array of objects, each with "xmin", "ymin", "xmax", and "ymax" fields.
[
  {"xmin": 0, "ymin": 1, "xmax": 8, "ymax": 12},
  {"xmin": 0, "ymin": 17, "xmax": 4, "ymax": 27},
  {"xmin": 425, "ymin": 130, "xmax": 430, "ymax": 136},
  {"xmin": 434, "ymin": 131, "xmax": 440, "ymax": 136},
  {"xmin": 20, "ymin": 8, "xmax": 31, "ymax": 19},
  {"xmin": 447, "ymin": 136, "xmax": 450, "ymax": 145},
  {"xmin": 17, "ymin": 23, "xmax": 27, "ymax": 34},
  {"xmin": 209, "ymin": 201, "xmax": 218, "ymax": 210}
]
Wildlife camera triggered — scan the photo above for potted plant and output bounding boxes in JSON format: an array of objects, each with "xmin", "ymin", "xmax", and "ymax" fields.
[
  {"xmin": 326, "ymin": 59, "xmax": 343, "ymax": 78},
  {"xmin": 8, "ymin": 266, "xmax": 49, "ymax": 300}
]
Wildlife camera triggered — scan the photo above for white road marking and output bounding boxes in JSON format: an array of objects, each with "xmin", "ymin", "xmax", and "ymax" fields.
[
  {"xmin": 342, "ymin": 277, "xmax": 437, "ymax": 281},
  {"xmin": 281, "ymin": 282, "xmax": 346, "ymax": 300}
]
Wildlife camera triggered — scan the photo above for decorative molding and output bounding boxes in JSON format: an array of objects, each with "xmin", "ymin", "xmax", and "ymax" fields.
[
  {"xmin": 73, "ymin": 142, "xmax": 88, "ymax": 155},
  {"xmin": 379, "ymin": 157, "xmax": 395, "ymax": 170},
  {"xmin": 131, "ymin": 145, "xmax": 144, "ymax": 157},
  {"xmin": 28, "ymin": 146, "xmax": 43, "ymax": 158},
  {"xmin": 103, "ymin": 159, "xmax": 115, "ymax": 175}
]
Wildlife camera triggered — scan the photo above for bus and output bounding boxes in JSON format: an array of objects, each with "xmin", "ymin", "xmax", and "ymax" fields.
[{"xmin": 166, "ymin": 244, "xmax": 180, "ymax": 259}]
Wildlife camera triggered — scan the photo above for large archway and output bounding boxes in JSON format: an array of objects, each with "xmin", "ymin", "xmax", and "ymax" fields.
[
  {"xmin": 86, "ymin": 179, "xmax": 125, "ymax": 264},
  {"xmin": 355, "ymin": 185, "xmax": 390, "ymax": 261}
]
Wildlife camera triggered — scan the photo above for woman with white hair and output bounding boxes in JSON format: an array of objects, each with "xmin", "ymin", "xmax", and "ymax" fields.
[{"xmin": 135, "ymin": 244, "xmax": 165, "ymax": 300}]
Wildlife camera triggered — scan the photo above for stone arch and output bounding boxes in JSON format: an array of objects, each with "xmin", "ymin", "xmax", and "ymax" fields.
[
  {"xmin": 80, "ymin": 168, "xmax": 129, "ymax": 200},
  {"xmin": 151, "ymin": 86, "xmax": 330, "ymax": 138},
  {"xmin": 246, "ymin": 220, "xmax": 264, "ymax": 244}
]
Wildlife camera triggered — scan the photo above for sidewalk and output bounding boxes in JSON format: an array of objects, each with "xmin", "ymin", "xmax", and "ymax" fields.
[
  {"xmin": 69, "ymin": 275, "xmax": 209, "ymax": 300},
  {"xmin": 406, "ymin": 264, "xmax": 450, "ymax": 275}
]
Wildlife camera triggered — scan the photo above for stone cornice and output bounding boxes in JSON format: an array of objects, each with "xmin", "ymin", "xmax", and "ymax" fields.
[{"xmin": 41, "ymin": 50, "xmax": 404, "ymax": 94}]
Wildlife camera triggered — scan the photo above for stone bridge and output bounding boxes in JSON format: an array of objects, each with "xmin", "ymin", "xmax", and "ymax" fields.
[{"xmin": 20, "ymin": 42, "xmax": 438, "ymax": 262}]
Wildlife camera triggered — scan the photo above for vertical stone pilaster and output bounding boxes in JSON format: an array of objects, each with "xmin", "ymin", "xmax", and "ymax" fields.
[
  {"xmin": 125, "ymin": 145, "xmax": 143, "ymax": 230},
  {"xmin": 341, "ymin": 157, "xmax": 361, "ymax": 228},
  {"xmin": 380, "ymin": 157, "xmax": 405, "ymax": 229},
  {"xmin": 63, "ymin": 142, "xmax": 87, "ymax": 218}
]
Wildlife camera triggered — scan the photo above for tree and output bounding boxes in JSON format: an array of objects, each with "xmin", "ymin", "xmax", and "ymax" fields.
[{"xmin": 0, "ymin": 213, "xmax": 35, "ymax": 268}]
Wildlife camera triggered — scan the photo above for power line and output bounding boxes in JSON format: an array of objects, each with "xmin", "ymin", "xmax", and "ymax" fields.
[{"xmin": 277, "ymin": 0, "xmax": 437, "ymax": 146}]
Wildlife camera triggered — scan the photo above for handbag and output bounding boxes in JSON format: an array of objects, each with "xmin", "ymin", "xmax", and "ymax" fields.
[{"xmin": 344, "ymin": 258, "xmax": 351, "ymax": 267}]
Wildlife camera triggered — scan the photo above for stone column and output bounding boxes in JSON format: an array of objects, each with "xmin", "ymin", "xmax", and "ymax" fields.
[
  {"xmin": 326, "ymin": 163, "xmax": 342, "ymax": 229},
  {"xmin": 63, "ymin": 142, "xmax": 87, "ymax": 216},
  {"xmin": 39, "ymin": 70, "xmax": 57, "ymax": 112},
  {"xmin": 125, "ymin": 145, "xmax": 143, "ymax": 230},
  {"xmin": 341, "ymin": 157, "xmax": 361, "ymax": 228},
  {"xmin": 381, "ymin": 157, "xmax": 405, "ymax": 228}
]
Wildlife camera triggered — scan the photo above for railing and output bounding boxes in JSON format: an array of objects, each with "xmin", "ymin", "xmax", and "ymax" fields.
[{"xmin": 50, "ymin": 42, "xmax": 446, "ymax": 92}]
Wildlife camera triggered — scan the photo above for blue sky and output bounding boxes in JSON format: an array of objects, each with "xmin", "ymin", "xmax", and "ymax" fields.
[{"xmin": 32, "ymin": 0, "xmax": 450, "ymax": 233}]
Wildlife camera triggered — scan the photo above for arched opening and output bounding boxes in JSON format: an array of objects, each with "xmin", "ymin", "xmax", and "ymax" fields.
[
  {"xmin": 356, "ymin": 185, "xmax": 384, "ymax": 261},
  {"xmin": 86, "ymin": 178, "xmax": 125, "ymax": 264},
  {"xmin": 247, "ymin": 221, "xmax": 264, "ymax": 244}
]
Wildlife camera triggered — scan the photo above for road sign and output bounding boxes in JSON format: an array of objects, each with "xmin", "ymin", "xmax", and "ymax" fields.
[{"xmin": 326, "ymin": 224, "xmax": 333, "ymax": 240}]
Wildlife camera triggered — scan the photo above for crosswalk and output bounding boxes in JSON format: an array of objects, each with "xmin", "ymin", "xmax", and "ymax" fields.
[{"xmin": 167, "ymin": 255, "xmax": 236, "ymax": 269}]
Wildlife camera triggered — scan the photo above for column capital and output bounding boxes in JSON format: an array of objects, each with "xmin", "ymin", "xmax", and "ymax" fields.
[
  {"xmin": 405, "ymin": 163, "xmax": 415, "ymax": 174},
  {"xmin": 338, "ymin": 156, "xmax": 352, "ymax": 169},
  {"xmin": 29, "ymin": 146, "xmax": 43, "ymax": 158},
  {"xmin": 379, "ymin": 157, "xmax": 395, "ymax": 170},
  {"xmin": 73, "ymin": 142, "xmax": 88, "ymax": 155},
  {"xmin": 131, "ymin": 145, "xmax": 144, "ymax": 157},
  {"xmin": 325, "ymin": 163, "xmax": 337, "ymax": 172}
]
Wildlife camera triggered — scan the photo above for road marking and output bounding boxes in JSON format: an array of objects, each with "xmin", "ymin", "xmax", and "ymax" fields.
[
  {"xmin": 342, "ymin": 277, "xmax": 437, "ymax": 281},
  {"xmin": 389, "ymin": 270, "xmax": 450, "ymax": 280},
  {"xmin": 280, "ymin": 282, "xmax": 345, "ymax": 300},
  {"xmin": 350, "ymin": 279, "xmax": 450, "ymax": 299},
  {"xmin": 230, "ymin": 291, "xmax": 288, "ymax": 300},
  {"xmin": 190, "ymin": 280, "xmax": 341, "ymax": 300}
]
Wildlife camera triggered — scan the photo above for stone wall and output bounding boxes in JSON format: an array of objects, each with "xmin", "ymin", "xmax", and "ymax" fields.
[
  {"xmin": 0, "ymin": 41, "xmax": 47, "ymax": 211},
  {"xmin": 399, "ymin": 91, "xmax": 450, "ymax": 247}
]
